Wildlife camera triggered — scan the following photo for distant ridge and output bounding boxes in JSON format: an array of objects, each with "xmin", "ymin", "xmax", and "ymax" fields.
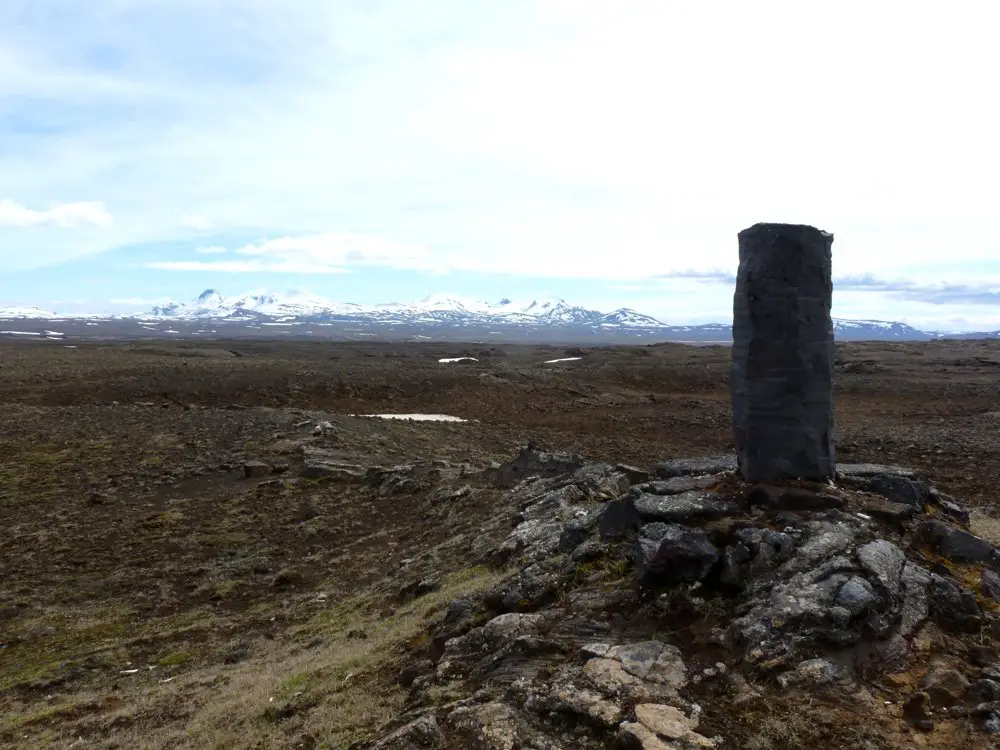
[{"xmin": 1, "ymin": 289, "xmax": 998, "ymax": 342}]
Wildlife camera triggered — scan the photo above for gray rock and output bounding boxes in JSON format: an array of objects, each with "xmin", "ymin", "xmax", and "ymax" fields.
[
  {"xmin": 982, "ymin": 570, "xmax": 1000, "ymax": 602},
  {"xmin": 918, "ymin": 520, "xmax": 995, "ymax": 564},
  {"xmin": 968, "ymin": 679, "xmax": 1000, "ymax": 704},
  {"xmin": 746, "ymin": 484, "xmax": 845, "ymax": 512},
  {"xmin": 985, "ymin": 711, "xmax": 1000, "ymax": 734},
  {"xmin": 654, "ymin": 455, "xmax": 736, "ymax": 479},
  {"xmin": 634, "ymin": 524, "xmax": 719, "ymax": 585},
  {"xmin": 570, "ymin": 539, "xmax": 607, "ymax": 563},
  {"xmin": 928, "ymin": 574, "xmax": 981, "ymax": 632},
  {"xmin": 920, "ymin": 666, "xmax": 970, "ymax": 707},
  {"xmin": 899, "ymin": 563, "xmax": 932, "ymax": 636},
  {"xmin": 637, "ymin": 475, "xmax": 721, "ymax": 495},
  {"xmin": 858, "ymin": 496, "xmax": 918, "ymax": 526},
  {"xmin": 447, "ymin": 702, "xmax": 525, "ymax": 750},
  {"xmin": 606, "ymin": 641, "xmax": 688, "ymax": 689},
  {"xmin": 776, "ymin": 658, "xmax": 846, "ymax": 689},
  {"xmin": 837, "ymin": 463, "xmax": 918, "ymax": 479},
  {"xmin": 370, "ymin": 713, "xmax": 443, "ymax": 749},
  {"xmin": 523, "ymin": 683, "xmax": 622, "ymax": 727},
  {"xmin": 599, "ymin": 494, "xmax": 641, "ymax": 540},
  {"xmin": 300, "ymin": 461, "xmax": 366, "ymax": 480},
  {"xmin": 492, "ymin": 443, "xmax": 583, "ymax": 488},
  {"xmin": 633, "ymin": 491, "xmax": 741, "ymax": 524},
  {"xmin": 631, "ymin": 703, "xmax": 715, "ymax": 748},
  {"xmin": 834, "ymin": 576, "xmax": 880, "ymax": 616},
  {"xmin": 928, "ymin": 488, "xmax": 971, "ymax": 526},
  {"xmin": 731, "ymin": 223, "xmax": 835, "ymax": 483},
  {"xmin": 857, "ymin": 540, "xmax": 906, "ymax": 592},
  {"xmin": 616, "ymin": 464, "xmax": 651, "ymax": 484},
  {"xmin": 849, "ymin": 474, "xmax": 931, "ymax": 509},
  {"xmin": 243, "ymin": 460, "xmax": 272, "ymax": 478}
]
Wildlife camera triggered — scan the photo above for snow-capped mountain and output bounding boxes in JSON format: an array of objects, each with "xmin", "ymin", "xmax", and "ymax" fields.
[
  {"xmin": 147, "ymin": 290, "xmax": 672, "ymax": 330},
  {"xmin": 832, "ymin": 318, "xmax": 930, "ymax": 341},
  {"xmin": 4, "ymin": 289, "xmax": 998, "ymax": 342},
  {"xmin": 0, "ymin": 306, "xmax": 58, "ymax": 319}
]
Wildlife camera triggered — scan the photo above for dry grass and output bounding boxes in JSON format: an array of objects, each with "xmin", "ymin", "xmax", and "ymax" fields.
[
  {"xmin": 3, "ymin": 565, "xmax": 506, "ymax": 750},
  {"xmin": 970, "ymin": 509, "xmax": 1000, "ymax": 546}
]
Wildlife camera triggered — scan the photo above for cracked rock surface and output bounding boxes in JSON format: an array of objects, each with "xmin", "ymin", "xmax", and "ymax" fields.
[{"xmin": 365, "ymin": 446, "xmax": 1000, "ymax": 748}]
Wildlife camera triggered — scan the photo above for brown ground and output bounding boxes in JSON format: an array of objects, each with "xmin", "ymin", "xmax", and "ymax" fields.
[{"xmin": 2, "ymin": 337, "xmax": 1000, "ymax": 749}]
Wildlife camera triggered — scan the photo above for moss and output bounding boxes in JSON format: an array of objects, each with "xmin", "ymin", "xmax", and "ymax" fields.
[{"xmin": 157, "ymin": 650, "xmax": 192, "ymax": 667}]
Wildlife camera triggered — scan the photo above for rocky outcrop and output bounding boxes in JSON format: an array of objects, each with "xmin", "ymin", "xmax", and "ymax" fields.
[{"xmin": 365, "ymin": 450, "xmax": 1000, "ymax": 748}]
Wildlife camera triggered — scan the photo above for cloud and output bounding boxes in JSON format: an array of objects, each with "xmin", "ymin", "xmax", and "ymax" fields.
[
  {"xmin": 0, "ymin": 199, "xmax": 112, "ymax": 228},
  {"xmin": 146, "ymin": 259, "xmax": 349, "ymax": 274},
  {"xmin": 181, "ymin": 215, "xmax": 214, "ymax": 231},
  {"xmin": 110, "ymin": 296, "xmax": 175, "ymax": 306},
  {"xmin": 148, "ymin": 232, "xmax": 435, "ymax": 273},
  {"xmin": 1, "ymin": 0, "xmax": 1000, "ymax": 328}
]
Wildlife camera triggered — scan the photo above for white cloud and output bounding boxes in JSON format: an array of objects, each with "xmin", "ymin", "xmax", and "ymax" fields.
[
  {"xmin": 195, "ymin": 245, "xmax": 228, "ymax": 254},
  {"xmin": 0, "ymin": 199, "xmax": 113, "ymax": 228},
  {"xmin": 110, "ymin": 296, "xmax": 175, "ymax": 307},
  {"xmin": 146, "ymin": 259, "xmax": 349, "ymax": 274},
  {"xmin": 181, "ymin": 215, "xmax": 214, "ymax": 231},
  {"xmin": 1, "ymin": 0, "xmax": 1000, "ymax": 329}
]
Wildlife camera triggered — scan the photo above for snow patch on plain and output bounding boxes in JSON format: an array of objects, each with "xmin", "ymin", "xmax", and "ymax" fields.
[
  {"xmin": 349, "ymin": 413, "xmax": 467, "ymax": 422},
  {"xmin": 438, "ymin": 357, "xmax": 478, "ymax": 363},
  {"xmin": 543, "ymin": 357, "xmax": 582, "ymax": 364}
]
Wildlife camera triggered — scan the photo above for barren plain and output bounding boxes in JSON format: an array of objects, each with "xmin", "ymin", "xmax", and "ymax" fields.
[{"xmin": 2, "ymin": 337, "xmax": 1000, "ymax": 749}]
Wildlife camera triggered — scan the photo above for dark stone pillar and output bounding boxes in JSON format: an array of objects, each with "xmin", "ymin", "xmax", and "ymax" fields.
[{"xmin": 732, "ymin": 223, "xmax": 835, "ymax": 482}]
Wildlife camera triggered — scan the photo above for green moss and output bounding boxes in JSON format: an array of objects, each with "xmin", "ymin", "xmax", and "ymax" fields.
[{"xmin": 157, "ymin": 650, "xmax": 192, "ymax": 667}]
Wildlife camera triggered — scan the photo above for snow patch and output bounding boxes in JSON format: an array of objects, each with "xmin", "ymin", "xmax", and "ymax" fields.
[
  {"xmin": 438, "ymin": 357, "xmax": 478, "ymax": 363},
  {"xmin": 349, "ymin": 413, "xmax": 467, "ymax": 422},
  {"xmin": 543, "ymin": 357, "xmax": 582, "ymax": 364},
  {"xmin": 0, "ymin": 330, "xmax": 41, "ymax": 336}
]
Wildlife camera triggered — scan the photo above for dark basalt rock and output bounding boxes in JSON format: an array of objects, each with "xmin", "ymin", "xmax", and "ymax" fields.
[
  {"xmin": 654, "ymin": 455, "xmax": 736, "ymax": 479},
  {"xmin": 918, "ymin": 519, "xmax": 995, "ymax": 564},
  {"xmin": 634, "ymin": 523, "xmax": 719, "ymax": 585},
  {"xmin": 731, "ymin": 223, "xmax": 836, "ymax": 483},
  {"xmin": 633, "ymin": 491, "xmax": 741, "ymax": 524},
  {"xmin": 746, "ymin": 484, "xmax": 845, "ymax": 512}
]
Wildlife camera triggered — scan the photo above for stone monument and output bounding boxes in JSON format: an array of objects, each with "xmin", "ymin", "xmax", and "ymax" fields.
[{"xmin": 731, "ymin": 223, "xmax": 836, "ymax": 482}]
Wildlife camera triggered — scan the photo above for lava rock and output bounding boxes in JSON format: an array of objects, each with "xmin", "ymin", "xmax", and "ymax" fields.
[
  {"xmin": 918, "ymin": 520, "xmax": 995, "ymax": 564},
  {"xmin": 968, "ymin": 679, "xmax": 1000, "ymax": 704},
  {"xmin": 637, "ymin": 475, "xmax": 721, "ymax": 495},
  {"xmin": 243, "ymin": 460, "xmax": 272, "ymax": 478},
  {"xmin": 599, "ymin": 495, "xmax": 641, "ymax": 540},
  {"xmin": 982, "ymin": 570, "xmax": 1000, "ymax": 602},
  {"xmin": 634, "ymin": 523, "xmax": 719, "ymax": 585},
  {"xmin": 633, "ymin": 491, "xmax": 741, "ymax": 524},
  {"xmin": 929, "ymin": 574, "xmax": 981, "ymax": 632},
  {"xmin": 300, "ymin": 461, "xmax": 366, "ymax": 480},
  {"xmin": 858, "ymin": 496, "xmax": 918, "ymax": 526},
  {"xmin": 491, "ymin": 443, "xmax": 584, "ymax": 488},
  {"xmin": 654, "ymin": 455, "xmax": 736, "ymax": 479},
  {"xmin": 903, "ymin": 691, "xmax": 935, "ymax": 731},
  {"xmin": 928, "ymin": 488, "xmax": 972, "ymax": 526},
  {"xmin": 920, "ymin": 666, "xmax": 970, "ymax": 708},
  {"xmin": 746, "ymin": 484, "xmax": 845, "ymax": 512}
]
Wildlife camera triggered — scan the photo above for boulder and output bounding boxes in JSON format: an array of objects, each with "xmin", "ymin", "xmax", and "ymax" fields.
[
  {"xmin": 634, "ymin": 524, "xmax": 719, "ymax": 585},
  {"xmin": 918, "ymin": 520, "xmax": 995, "ymax": 564},
  {"xmin": 746, "ymin": 484, "xmax": 845, "ymax": 512},
  {"xmin": 654, "ymin": 455, "xmax": 736, "ymax": 479},
  {"xmin": 633, "ymin": 491, "xmax": 741, "ymax": 524}
]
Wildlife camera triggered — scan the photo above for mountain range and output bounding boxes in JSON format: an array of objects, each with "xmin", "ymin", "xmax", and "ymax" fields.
[{"xmin": 1, "ymin": 289, "xmax": 998, "ymax": 343}]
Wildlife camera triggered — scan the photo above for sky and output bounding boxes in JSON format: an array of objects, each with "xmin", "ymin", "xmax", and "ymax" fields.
[{"xmin": 2, "ymin": 0, "xmax": 1000, "ymax": 329}]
